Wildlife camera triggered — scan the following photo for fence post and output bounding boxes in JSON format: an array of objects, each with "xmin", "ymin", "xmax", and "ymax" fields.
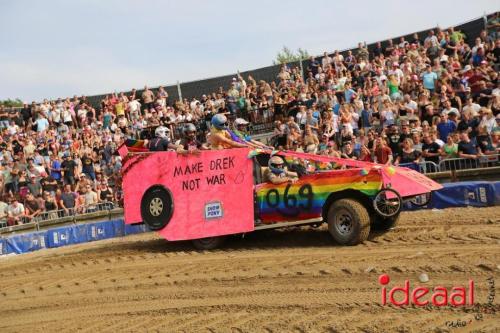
[
  {"xmin": 299, "ymin": 59, "xmax": 304, "ymax": 80},
  {"xmin": 177, "ymin": 81, "xmax": 182, "ymax": 101}
]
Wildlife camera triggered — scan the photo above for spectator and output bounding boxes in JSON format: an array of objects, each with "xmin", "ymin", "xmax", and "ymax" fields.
[
  {"xmin": 437, "ymin": 113, "xmax": 457, "ymax": 141},
  {"xmin": 441, "ymin": 134, "xmax": 459, "ymax": 159},
  {"xmin": 458, "ymin": 131, "xmax": 482, "ymax": 168},
  {"xmin": 97, "ymin": 181, "xmax": 114, "ymax": 203},
  {"xmin": 141, "ymin": 86, "xmax": 155, "ymax": 111},
  {"xmin": 422, "ymin": 132, "xmax": 441, "ymax": 167},
  {"xmin": 374, "ymin": 138, "xmax": 393, "ymax": 165},
  {"xmin": 0, "ymin": 197, "xmax": 7, "ymax": 226},
  {"xmin": 81, "ymin": 152, "xmax": 96, "ymax": 181},
  {"xmin": 479, "ymin": 108, "xmax": 496, "ymax": 134},
  {"xmin": 61, "ymin": 153, "xmax": 77, "ymax": 186},
  {"xmin": 421, "ymin": 65, "xmax": 438, "ymax": 94},
  {"xmin": 60, "ymin": 184, "xmax": 77, "ymax": 216},
  {"xmin": 387, "ymin": 125, "xmax": 402, "ymax": 159},
  {"xmin": 24, "ymin": 192, "xmax": 42, "ymax": 222},
  {"xmin": 42, "ymin": 191, "xmax": 58, "ymax": 220},
  {"xmin": 27, "ymin": 174, "xmax": 42, "ymax": 197},
  {"xmin": 83, "ymin": 184, "xmax": 98, "ymax": 213},
  {"xmin": 6, "ymin": 196, "xmax": 25, "ymax": 226},
  {"xmin": 395, "ymin": 138, "xmax": 421, "ymax": 167}
]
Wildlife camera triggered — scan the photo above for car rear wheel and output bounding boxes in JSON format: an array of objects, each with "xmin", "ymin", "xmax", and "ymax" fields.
[
  {"xmin": 327, "ymin": 199, "xmax": 370, "ymax": 245},
  {"xmin": 372, "ymin": 213, "xmax": 400, "ymax": 231},
  {"xmin": 140, "ymin": 186, "xmax": 174, "ymax": 230},
  {"xmin": 192, "ymin": 236, "xmax": 225, "ymax": 250}
]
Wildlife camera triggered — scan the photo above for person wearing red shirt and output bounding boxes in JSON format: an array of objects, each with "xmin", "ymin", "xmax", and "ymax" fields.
[{"xmin": 374, "ymin": 138, "xmax": 393, "ymax": 165}]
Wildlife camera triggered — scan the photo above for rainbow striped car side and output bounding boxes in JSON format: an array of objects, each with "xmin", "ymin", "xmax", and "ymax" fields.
[{"xmin": 251, "ymin": 149, "xmax": 442, "ymax": 246}]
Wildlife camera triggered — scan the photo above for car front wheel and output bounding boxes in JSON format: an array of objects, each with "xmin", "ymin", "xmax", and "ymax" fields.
[{"xmin": 327, "ymin": 199, "xmax": 370, "ymax": 245}]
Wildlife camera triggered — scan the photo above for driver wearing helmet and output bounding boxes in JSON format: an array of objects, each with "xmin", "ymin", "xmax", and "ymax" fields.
[
  {"xmin": 264, "ymin": 156, "xmax": 299, "ymax": 184},
  {"xmin": 208, "ymin": 114, "xmax": 248, "ymax": 149},
  {"xmin": 148, "ymin": 126, "xmax": 177, "ymax": 151},
  {"xmin": 177, "ymin": 123, "xmax": 205, "ymax": 155}
]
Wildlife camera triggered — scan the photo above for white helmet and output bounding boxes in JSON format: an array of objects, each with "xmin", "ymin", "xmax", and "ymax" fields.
[{"xmin": 155, "ymin": 126, "xmax": 169, "ymax": 138}]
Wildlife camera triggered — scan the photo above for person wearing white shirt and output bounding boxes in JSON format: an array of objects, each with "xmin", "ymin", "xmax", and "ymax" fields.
[
  {"xmin": 51, "ymin": 107, "xmax": 61, "ymax": 125},
  {"xmin": 7, "ymin": 121, "xmax": 19, "ymax": 135},
  {"xmin": 441, "ymin": 100, "xmax": 460, "ymax": 118},
  {"xmin": 462, "ymin": 97, "xmax": 481, "ymax": 116},
  {"xmin": 431, "ymin": 132, "xmax": 445, "ymax": 147},
  {"xmin": 322, "ymin": 52, "xmax": 332, "ymax": 70},
  {"xmin": 403, "ymin": 94, "xmax": 418, "ymax": 118},
  {"xmin": 388, "ymin": 63, "xmax": 404, "ymax": 84},
  {"xmin": 471, "ymin": 37, "xmax": 484, "ymax": 56},
  {"xmin": 296, "ymin": 106, "xmax": 307, "ymax": 127},
  {"xmin": 128, "ymin": 99, "xmax": 141, "ymax": 120}
]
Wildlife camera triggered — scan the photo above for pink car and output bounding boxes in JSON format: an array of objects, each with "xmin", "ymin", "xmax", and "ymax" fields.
[{"xmin": 119, "ymin": 142, "xmax": 441, "ymax": 250}]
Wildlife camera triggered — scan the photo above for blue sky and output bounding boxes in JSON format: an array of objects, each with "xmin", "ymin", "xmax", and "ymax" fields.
[{"xmin": 0, "ymin": 0, "xmax": 497, "ymax": 102}]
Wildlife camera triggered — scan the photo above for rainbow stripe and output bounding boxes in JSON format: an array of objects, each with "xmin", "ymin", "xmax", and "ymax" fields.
[
  {"xmin": 255, "ymin": 169, "xmax": 382, "ymax": 223},
  {"xmin": 125, "ymin": 139, "xmax": 149, "ymax": 152}
]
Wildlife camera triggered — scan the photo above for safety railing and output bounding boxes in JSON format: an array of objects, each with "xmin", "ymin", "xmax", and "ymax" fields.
[
  {"xmin": 398, "ymin": 161, "xmax": 440, "ymax": 173},
  {"xmin": 438, "ymin": 154, "xmax": 500, "ymax": 172},
  {"xmin": 397, "ymin": 153, "xmax": 499, "ymax": 175},
  {"xmin": 0, "ymin": 201, "xmax": 118, "ymax": 233}
]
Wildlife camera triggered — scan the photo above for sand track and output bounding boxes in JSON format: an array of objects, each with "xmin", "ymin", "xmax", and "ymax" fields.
[{"xmin": 0, "ymin": 207, "xmax": 499, "ymax": 332}]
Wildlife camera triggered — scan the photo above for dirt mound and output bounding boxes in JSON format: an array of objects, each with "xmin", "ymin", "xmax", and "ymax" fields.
[{"xmin": 0, "ymin": 207, "xmax": 499, "ymax": 332}]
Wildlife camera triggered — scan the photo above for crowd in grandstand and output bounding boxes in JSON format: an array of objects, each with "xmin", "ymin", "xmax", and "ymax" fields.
[{"xmin": 0, "ymin": 15, "xmax": 499, "ymax": 226}]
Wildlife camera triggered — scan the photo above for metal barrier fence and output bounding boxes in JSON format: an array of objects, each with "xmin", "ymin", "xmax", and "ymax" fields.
[
  {"xmin": 0, "ymin": 201, "xmax": 116, "ymax": 230},
  {"xmin": 438, "ymin": 154, "xmax": 499, "ymax": 172},
  {"xmin": 398, "ymin": 161, "xmax": 440, "ymax": 173},
  {"xmin": 399, "ymin": 154, "xmax": 500, "ymax": 175}
]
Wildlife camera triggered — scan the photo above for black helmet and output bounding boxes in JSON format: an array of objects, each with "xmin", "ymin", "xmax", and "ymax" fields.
[{"xmin": 183, "ymin": 123, "xmax": 197, "ymax": 137}]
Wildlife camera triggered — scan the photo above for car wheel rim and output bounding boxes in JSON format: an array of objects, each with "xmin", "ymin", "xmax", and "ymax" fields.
[
  {"xmin": 374, "ymin": 190, "xmax": 401, "ymax": 217},
  {"xmin": 334, "ymin": 209, "xmax": 353, "ymax": 235},
  {"xmin": 149, "ymin": 197, "xmax": 163, "ymax": 217}
]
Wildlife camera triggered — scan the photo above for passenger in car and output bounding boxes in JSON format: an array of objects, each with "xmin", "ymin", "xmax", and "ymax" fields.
[
  {"xmin": 230, "ymin": 118, "xmax": 269, "ymax": 149},
  {"xmin": 264, "ymin": 156, "xmax": 299, "ymax": 184},
  {"xmin": 208, "ymin": 114, "xmax": 248, "ymax": 150},
  {"xmin": 176, "ymin": 123, "xmax": 207, "ymax": 155}
]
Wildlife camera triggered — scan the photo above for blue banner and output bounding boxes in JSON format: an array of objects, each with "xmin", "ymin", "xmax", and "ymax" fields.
[
  {"xmin": 0, "ymin": 238, "xmax": 8, "ymax": 255},
  {"xmin": 124, "ymin": 223, "xmax": 148, "ymax": 235},
  {"xmin": 47, "ymin": 226, "xmax": 75, "ymax": 248},
  {"xmin": 404, "ymin": 181, "xmax": 499, "ymax": 210},
  {"xmin": 6, "ymin": 232, "xmax": 47, "ymax": 254},
  {"xmin": 86, "ymin": 221, "xmax": 117, "ymax": 241}
]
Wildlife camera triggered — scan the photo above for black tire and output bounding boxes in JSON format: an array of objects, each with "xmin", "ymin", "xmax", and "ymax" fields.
[
  {"xmin": 192, "ymin": 236, "xmax": 225, "ymax": 250},
  {"xmin": 140, "ymin": 186, "xmax": 174, "ymax": 231},
  {"xmin": 372, "ymin": 213, "xmax": 400, "ymax": 231},
  {"xmin": 327, "ymin": 199, "xmax": 370, "ymax": 245}
]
